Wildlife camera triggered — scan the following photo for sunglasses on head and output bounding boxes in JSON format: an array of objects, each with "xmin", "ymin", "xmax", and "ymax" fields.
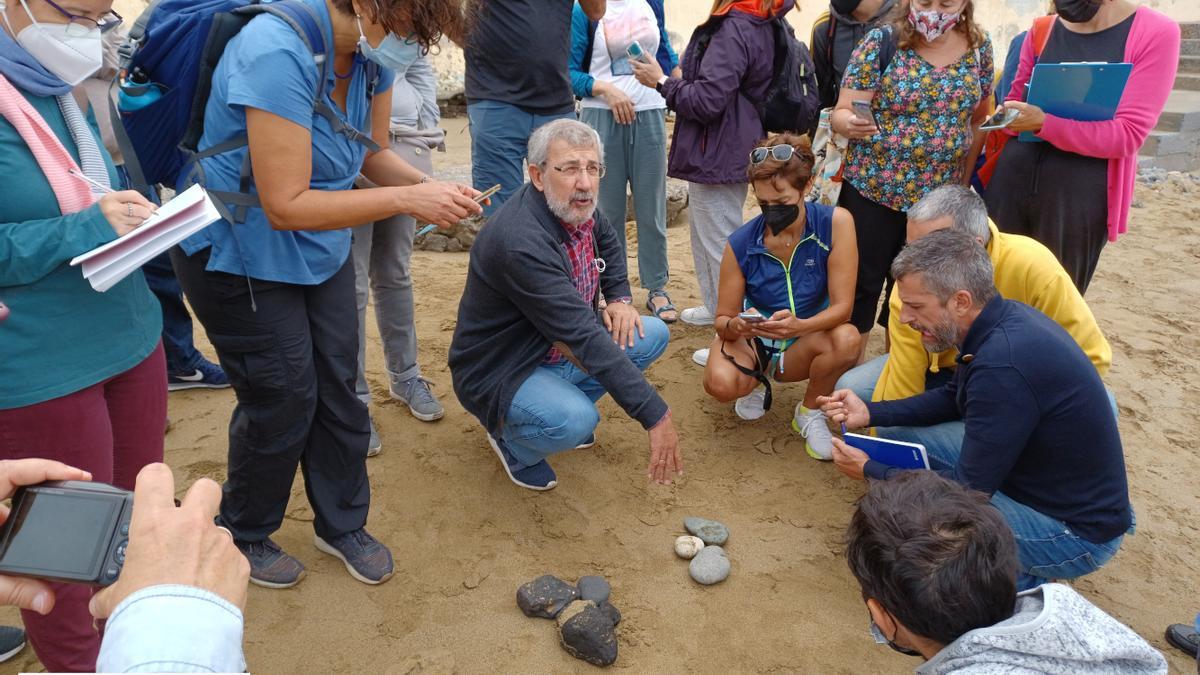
[{"xmin": 750, "ymin": 144, "xmax": 797, "ymax": 165}]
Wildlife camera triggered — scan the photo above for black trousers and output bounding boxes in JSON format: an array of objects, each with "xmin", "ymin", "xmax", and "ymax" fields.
[
  {"xmin": 985, "ymin": 139, "xmax": 1109, "ymax": 295},
  {"xmin": 838, "ymin": 181, "xmax": 909, "ymax": 333},
  {"xmin": 172, "ymin": 247, "xmax": 371, "ymax": 542}
]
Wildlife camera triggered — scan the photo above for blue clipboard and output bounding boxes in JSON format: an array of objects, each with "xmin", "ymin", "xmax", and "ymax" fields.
[
  {"xmin": 844, "ymin": 433, "xmax": 930, "ymax": 470},
  {"xmin": 1021, "ymin": 62, "xmax": 1132, "ymax": 142}
]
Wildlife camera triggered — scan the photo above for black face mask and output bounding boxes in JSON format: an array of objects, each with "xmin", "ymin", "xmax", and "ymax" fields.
[
  {"xmin": 870, "ymin": 620, "xmax": 924, "ymax": 657},
  {"xmin": 1055, "ymin": 0, "xmax": 1103, "ymax": 23},
  {"xmin": 831, "ymin": 0, "xmax": 862, "ymax": 15},
  {"xmin": 761, "ymin": 204, "xmax": 800, "ymax": 236}
]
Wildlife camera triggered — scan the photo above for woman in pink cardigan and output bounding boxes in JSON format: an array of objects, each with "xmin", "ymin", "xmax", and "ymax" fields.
[{"xmin": 983, "ymin": 0, "xmax": 1180, "ymax": 294}]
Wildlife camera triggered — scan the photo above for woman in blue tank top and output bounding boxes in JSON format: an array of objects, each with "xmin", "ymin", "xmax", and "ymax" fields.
[{"xmin": 702, "ymin": 134, "xmax": 860, "ymax": 460}]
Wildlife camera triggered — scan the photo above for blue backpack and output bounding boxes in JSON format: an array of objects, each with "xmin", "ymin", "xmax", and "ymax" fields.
[{"xmin": 115, "ymin": 0, "xmax": 381, "ymax": 221}]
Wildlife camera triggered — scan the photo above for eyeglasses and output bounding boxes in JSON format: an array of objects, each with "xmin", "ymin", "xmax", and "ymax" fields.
[
  {"xmin": 550, "ymin": 162, "xmax": 606, "ymax": 179},
  {"xmin": 39, "ymin": 0, "xmax": 123, "ymax": 35},
  {"xmin": 750, "ymin": 144, "xmax": 797, "ymax": 165}
]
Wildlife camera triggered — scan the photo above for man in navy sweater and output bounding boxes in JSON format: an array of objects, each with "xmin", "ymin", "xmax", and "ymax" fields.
[
  {"xmin": 449, "ymin": 120, "xmax": 682, "ymax": 491},
  {"xmin": 819, "ymin": 229, "xmax": 1132, "ymax": 590}
]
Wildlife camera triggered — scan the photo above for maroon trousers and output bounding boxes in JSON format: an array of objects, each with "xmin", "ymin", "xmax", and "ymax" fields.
[{"xmin": 0, "ymin": 343, "xmax": 166, "ymax": 672}]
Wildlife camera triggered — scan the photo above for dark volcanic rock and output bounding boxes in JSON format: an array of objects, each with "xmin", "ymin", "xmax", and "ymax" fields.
[
  {"xmin": 557, "ymin": 600, "xmax": 618, "ymax": 667},
  {"xmin": 598, "ymin": 601, "xmax": 622, "ymax": 627},
  {"xmin": 516, "ymin": 575, "xmax": 578, "ymax": 619}
]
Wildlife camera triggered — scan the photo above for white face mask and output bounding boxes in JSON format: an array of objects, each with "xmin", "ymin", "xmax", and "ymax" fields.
[{"xmin": 1, "ymin": 0, "xmax": 102, "ymax": 86}]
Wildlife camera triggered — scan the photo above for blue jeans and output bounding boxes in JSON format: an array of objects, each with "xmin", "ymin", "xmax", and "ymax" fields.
[
  {"xmin": 143, "ymin": 252, "xmax": 204, "ymax": 373},
  {"xmin": 467, "ymin": 100, "xmax": 573, "ymax": 216},
  {"xmin": 501, "ymin": 316, "xmax": 670, "ymax": 467},
  {"xmin": 837, "ymin": 355, "xmax": 1126, "ymax": 590}
]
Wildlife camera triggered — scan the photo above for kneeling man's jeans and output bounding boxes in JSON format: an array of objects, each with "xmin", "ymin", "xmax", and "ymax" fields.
[
  {"xmin": 837, "ymin": 355, "xmax": 1128, "ymax": 591},
  {"xmin": 501, "ymin": 317, "xmax": 670, "ymax": 467}
]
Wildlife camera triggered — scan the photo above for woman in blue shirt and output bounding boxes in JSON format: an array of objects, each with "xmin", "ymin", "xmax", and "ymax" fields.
[
  {"xmin": 703, "ymin": 134, "xmax": 860, "ymax": 461},
  {"xmin": 171, "ymin": 0, "xmax": 480, "ymax": 590}
]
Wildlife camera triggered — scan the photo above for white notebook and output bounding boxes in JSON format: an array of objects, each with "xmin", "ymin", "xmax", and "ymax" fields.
[{"xmin": 71, "ymin": 184, "xmax": 221, "ymax": 292}]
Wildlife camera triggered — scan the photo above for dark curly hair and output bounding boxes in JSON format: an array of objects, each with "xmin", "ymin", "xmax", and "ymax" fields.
[
  {"xmin": 746, "ymin": 132, "xmax": 816, "ymax": 193},
  {"xmin": 888, "ymin": 0, "xmax": 987, "ymax": 51},
  {"xmin": 330, "ymin": 0, "xmax": 463, "ymax": 52}
]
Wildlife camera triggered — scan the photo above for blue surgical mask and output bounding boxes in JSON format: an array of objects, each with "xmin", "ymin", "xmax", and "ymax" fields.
[{"xmin": 355, "ymin": 16, "xmax": 420, "ymax": 73}]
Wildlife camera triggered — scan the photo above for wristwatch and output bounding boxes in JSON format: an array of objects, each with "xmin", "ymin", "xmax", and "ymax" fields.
[{"xmin": 655, "ymin": 75, "xmax": 668, "ymax": 94}]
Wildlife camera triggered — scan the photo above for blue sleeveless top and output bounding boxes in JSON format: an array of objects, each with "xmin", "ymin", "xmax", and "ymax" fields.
[{"xmin": 727, "ymin": 201, "xmax": 834, "ymax": 319}]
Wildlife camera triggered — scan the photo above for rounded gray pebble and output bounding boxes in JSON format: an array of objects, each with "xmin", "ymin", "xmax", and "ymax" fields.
[
  {"xmin": 684, "ymin": 516, "xmax": 730, "ymax": 545},
  {"xmin": 689, "ymin": 545, "xmax": 731, "ymax": 585},
  {"xmin": 577, "ymin": 575, "xmax": 611, "ymax": 604}
]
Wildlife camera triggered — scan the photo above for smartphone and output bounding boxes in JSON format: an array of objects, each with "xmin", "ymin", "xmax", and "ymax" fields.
[
  {"xmin": 0, "ymin": 481, "xmax": 133, "ymax": 586},
  {"xmin": 625, "ymin": 40, "xmax": 647, "ymax": 63},
  {"xmin": 474, "ymin": 183, "xmax": 502, "ymax": 204},
  {"xmin": 979, "ymin": 106, "xmax": 1020, "ymax": 131},
  {"xmin": 851, "ymin": 100, "xmax": 879, "ymax": 129},
  {"xmin": 738, "ymin": 312, "xmax": 767, "ymax": 323}
]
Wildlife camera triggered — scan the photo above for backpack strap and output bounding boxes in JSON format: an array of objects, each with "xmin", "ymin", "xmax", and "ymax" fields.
[
  {"xmin": 116, "ymin": 0, "xmax": 165, "ymax": 74},
  {"xmin": 1030, "ymin": 14, "xmax": 1055, "ymax": 58},
  {"xmin": 826, "ymin": 12, "xmax": 836, "ymax": 63},
  {"xmin": 581, "ymin": 18, "xmax": 599, "ymax": 80}
]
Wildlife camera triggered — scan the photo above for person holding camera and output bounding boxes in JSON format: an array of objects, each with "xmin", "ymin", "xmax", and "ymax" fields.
[{"xmin": 0, "ymin": 459, "xmax": 249, "ymax": 673}]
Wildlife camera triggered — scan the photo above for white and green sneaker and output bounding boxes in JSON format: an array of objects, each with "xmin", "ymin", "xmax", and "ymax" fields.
[{"xmin": 792, "ymin": 403, "xmax": 834, "ymax": 460}]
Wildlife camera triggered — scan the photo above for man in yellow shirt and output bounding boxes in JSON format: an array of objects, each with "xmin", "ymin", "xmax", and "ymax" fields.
[{"xmin": 835, "ymin": 186, "xmax": 1113, "ymax": 444}]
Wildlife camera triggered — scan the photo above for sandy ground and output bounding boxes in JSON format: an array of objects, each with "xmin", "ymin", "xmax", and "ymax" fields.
[{"xmin": 4, "ymin": 117, "xmax": 1199, "ymax": 674}]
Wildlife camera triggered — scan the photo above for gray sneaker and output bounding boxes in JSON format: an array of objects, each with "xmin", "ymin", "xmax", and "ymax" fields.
[
  {"xmin": 314, "ymin": 528, "xmax": 394, "ymax": 585},
  {"xmin": 390, "ymin": 376, "xmax": 444, "ymax": 422},
  {"xmin": 0, "ymin": 625, "xmax": 25, "ymax": 664},
  {"xmin": 367, "ymin": 416, "xmax": 382, "ymax": 457},
  {"xmin": 235, "ymin": 537, "xmax": 306, "ymax": 589}
]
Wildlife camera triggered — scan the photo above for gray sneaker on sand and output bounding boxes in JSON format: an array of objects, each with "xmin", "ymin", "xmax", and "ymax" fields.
[
  {"xmin": 314, "ymin": 528, "xmax": 394, "ymax": 585},
  {"xmin": 390, "ymin": 376, "xmax": 444, "ymax": 422},
  {"xmin": 236, "ymin": 537, "xmax": 306, "ymax": 589}
]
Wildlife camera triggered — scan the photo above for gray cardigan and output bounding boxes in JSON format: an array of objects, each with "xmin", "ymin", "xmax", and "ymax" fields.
[{"xmin": 449, "ymin": 184, "xmax": 670, "ymax": 436}]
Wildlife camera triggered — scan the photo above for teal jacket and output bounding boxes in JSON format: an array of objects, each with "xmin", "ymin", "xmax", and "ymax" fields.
[{"xmin": 0, "ymin": 88, "xmax": 160, "ymax": 409}]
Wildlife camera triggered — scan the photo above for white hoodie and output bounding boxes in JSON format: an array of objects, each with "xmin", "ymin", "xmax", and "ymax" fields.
[{"xmin": 916, "ymin": 584, "xmax": 1167, "ymax": 675}]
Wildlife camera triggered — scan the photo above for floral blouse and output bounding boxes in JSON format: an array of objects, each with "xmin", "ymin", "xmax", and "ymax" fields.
[{"xmin": 840, "ymin": 27, "xmax": 993, "ymax": 212}]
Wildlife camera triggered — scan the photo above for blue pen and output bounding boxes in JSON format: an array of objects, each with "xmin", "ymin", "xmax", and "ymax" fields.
[{"xmin": 415, "ymin": 224, "xmax": 436, "ymax": 237}]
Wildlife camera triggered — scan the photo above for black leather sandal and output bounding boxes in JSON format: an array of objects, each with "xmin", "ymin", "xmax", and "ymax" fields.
[{"xmin": 645, "ymin": 289, "xmax": 677, "ymax": 323}]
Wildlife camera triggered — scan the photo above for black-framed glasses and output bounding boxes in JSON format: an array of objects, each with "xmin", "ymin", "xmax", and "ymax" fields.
[
  {"xmin": 550, "ymin": 162, "xmax": 606, "ymax": 179},
  {"xmin": 39, "ymin": 0, "xmax": 123, "ymax": 35},
  {"xmin": 750, "ymin": 144, "xmax": 797, "ymax": 165}
]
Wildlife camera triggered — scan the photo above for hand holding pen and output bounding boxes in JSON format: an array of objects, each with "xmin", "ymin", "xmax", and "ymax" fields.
[{"xmin": 69, "ymin": 170, "xmax": 157, "ymax": 237}]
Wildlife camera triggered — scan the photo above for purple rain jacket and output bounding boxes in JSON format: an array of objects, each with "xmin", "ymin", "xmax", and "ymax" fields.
[{"xmin": 661, "ymin": 0, "xmax": 792, "ymax": 184}]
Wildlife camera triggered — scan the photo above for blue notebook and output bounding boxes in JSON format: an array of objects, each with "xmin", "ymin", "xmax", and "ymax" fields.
[
  {"xmin": 1021, "ymin": 62, "xmax": 1132, "ymax": 142},
  {"xmin": 844, "ymin": 433, "xmax": 929, "ymax": 470}
]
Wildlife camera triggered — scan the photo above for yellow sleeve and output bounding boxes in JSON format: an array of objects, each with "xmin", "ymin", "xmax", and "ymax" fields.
[
  {"xmin": 1026, "ymin": 265, "xmax": 1113, "ymax": 378},
  {"xmin": 872, "ymin": 285, "xmax": 935, "ymax": 402}
]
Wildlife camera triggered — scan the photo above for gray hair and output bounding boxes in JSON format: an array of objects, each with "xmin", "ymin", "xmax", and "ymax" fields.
[
  {"xmin": 907, "ymin": 185, "xmax": 991, "ymax": 243},
  {"xmin": 527, "ymin": 119, "xmax": 604, "ymax": 168},
  {"xmin": 891, "ymin": 228, "xmax": 998, "ymax": 307}
]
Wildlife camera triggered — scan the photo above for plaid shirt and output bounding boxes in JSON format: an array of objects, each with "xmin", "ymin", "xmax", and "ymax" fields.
[{"xmin": 545, "ymin": 218, "xmax": 600, "ymax": 364}]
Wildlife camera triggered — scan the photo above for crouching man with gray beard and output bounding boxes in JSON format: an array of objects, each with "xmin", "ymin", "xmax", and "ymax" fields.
[{"xmin": 449, "ymin": 119, "xmax": 682, "ymax": 491}]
